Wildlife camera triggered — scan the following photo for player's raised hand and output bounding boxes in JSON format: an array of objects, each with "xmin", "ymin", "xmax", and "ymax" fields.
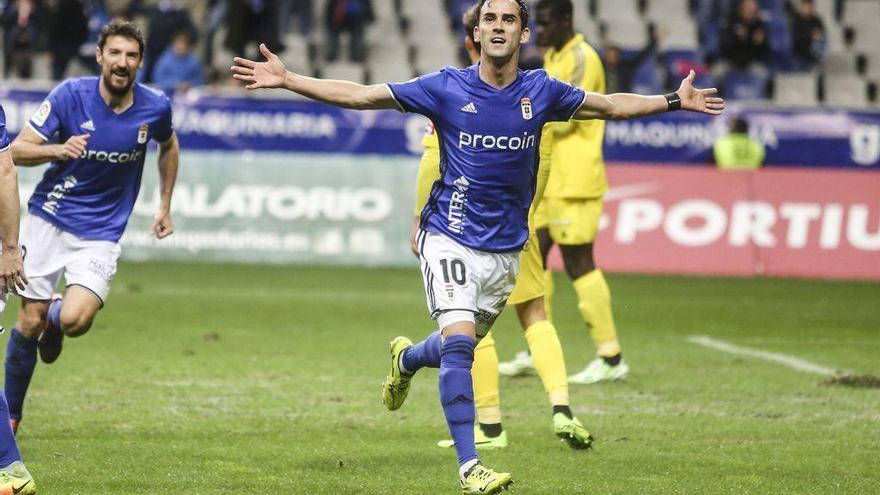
[
  {"xmin": 231, "ymin": 43, "xmax": 288, "ymax": 90},
  {"xmin": 152, "ymin": 209, "xmax": 174, "ymax": 239},
  {"xmin": 0, "ymin": 246, "xmax": 27, "ymax": 295},
  {"xmin": 57, "ymin": 134, "xmax": 90, "ymax": 161},
  {"xmin": 677, "ymin": 70, "xmax": 725, "ymax": 116}
]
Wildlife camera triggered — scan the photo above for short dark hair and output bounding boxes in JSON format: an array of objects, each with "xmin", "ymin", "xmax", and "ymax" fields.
[
  {"xmin": 731, "ymin": 117, "xmax": 749, "ymax": 133},
  {"xmin": 463, "ymin": 3, "xmax": 481, "ymax": 48},
  {"xmin": 476, "ymin": 0, "xmax": 530, "ymax": 30},
  {"xmin": 535, "ymin": 0, "xmax": 573, "ymax": 19},
  {"xmin": 98, "ymin": 19, "xmax": 145, "ymax": 57}
]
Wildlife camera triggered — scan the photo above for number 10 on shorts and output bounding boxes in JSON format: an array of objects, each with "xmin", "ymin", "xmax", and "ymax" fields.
[{"xmin": 440, "ymin": 259, "xmax": 467, "ymax": 285}]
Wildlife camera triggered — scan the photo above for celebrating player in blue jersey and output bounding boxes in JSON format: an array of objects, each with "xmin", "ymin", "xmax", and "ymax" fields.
[
  {"xmin": 232, "ymin": 0, "xmax": 723, "ymax": 491},
  {"xmin": 5, "ymin": 20, "xmax": 180, "ymax": 433},
  {"xmin": 0, "ymin": 106, "xmax": 37, "ymax": 495}
]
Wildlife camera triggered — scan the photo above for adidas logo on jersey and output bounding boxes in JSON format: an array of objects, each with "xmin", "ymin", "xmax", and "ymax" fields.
[
  {"xmin": 461, "ymin": 102, "xmax": 478, "ymax": 114},
  {"xmin": 80, "ymin": 120, "xmax": 96, "ymax": 131}
]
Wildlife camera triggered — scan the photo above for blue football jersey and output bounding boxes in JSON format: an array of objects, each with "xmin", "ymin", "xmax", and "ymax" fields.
[
  {"xmin": 389, "ymin": 65, "xmax": 586, "ymax": 253},
  {"xmin": 27, "ymin": 77, "xmax": 173, "ymax": 242},
  {"xmin": 0, "ymin": 105, "xmax": 9, "ymax": 152}
]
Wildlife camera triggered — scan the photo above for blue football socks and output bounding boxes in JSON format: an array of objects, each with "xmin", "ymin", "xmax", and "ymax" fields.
[
  {"xmin": 47, "ymin": 298, "xmax": 62, "ymax": 331},
  {"xmin": 4, "ymin": 328, "xmax": 37, "ymax": 422},
  {"xmin": 401, "ymin": 330, "xmax": 442, "ymax": 373},
  {"xmin": 438, "ymin": 335, "xmax": 478, "ymax": 466},
  {"xmin": 0, "ymin": 393, "xmax": 21, "ymax": 466}
]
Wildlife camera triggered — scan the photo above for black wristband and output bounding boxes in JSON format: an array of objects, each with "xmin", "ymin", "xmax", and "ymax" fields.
[{"xmin": 664, "ymin": 92, "xmax": 682, "ymax": 111}]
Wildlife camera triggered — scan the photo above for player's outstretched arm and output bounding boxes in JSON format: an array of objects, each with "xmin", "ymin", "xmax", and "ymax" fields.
[
  {"xmin": 11, "ymin": 126, "xmax": 90, "ymax": 166},
  {"xmin": 574, "ymin": 70, "xmax": 724, "ymax": 121},
  {"xmin": 231, "ymin": 43, "xmax": 399, "ymax": 111},
  {"xmin": 0, "ymin": 149, "xmax": 27, "ymax": 294},
  {"xmin": 152, "ymin": 133, "xmax": 179, "ymax": 239}
]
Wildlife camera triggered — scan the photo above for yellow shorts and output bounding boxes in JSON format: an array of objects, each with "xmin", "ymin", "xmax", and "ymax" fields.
[
  {"xmin": 508, "ymin": 229, "xmax": 545, "ymax": 306},
  {"xmin": 535, "ymin": 197, "xmax": 603, "ymax": 245}
]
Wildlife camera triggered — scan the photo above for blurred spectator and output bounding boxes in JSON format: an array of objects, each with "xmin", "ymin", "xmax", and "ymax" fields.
[
  {"xmin": 713, "ymin": 117, "xmax": 765, "ymax": 169},
  {"xmin": 446, "ymin": 0, "xmax": 474, "ymax": 33},
  {"xmin": 720, "ymin": 0, "xmax": 769, "ymax": 71},
  {"xmin": 2, "ymin": 0, "xmax": 45, "ymax": 78},
  {"xmin": 324, "ymin": 0, "xmax": 374, "ymax": 63},
  {"xmin": 202, "ymin": 0, "xmax": 228, "ymax": 68},
  {"xmin": 789, "ymin": 0, "xmax": 826, "ymax": 70},
  {"xmin": 279, "ymin": 0, "xmax": 313, "ymax": 36},
  {"xmin": 47, "ymin": 0, "xmax": 88, "ymax": 80},
  {"xmin": 76, "ymin": 0, "xmax": 110, "ymax": 74},
  {"xmin": 152, "ymin": 30, "xmax": 204, "ymax": 95},
  {"xmin": 130, "ymin": 0, "xmax": 198, "ymax": 83},
  {"xmin": 602, "ymin": 27, "xmax": 659, "ymax": 93},
  {"xmin": 225, "ymin": 0, "xmax": 284, "ymax": 59}
]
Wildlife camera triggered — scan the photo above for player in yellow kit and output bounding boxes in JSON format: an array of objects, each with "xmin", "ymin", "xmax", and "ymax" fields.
[
  {"xmin": 408, "ymin": 3, "xmax": 593, "ymax": 451},
  {"xmin": 499, "ymin": 0, "xmax": 630, "ymax": 384}
]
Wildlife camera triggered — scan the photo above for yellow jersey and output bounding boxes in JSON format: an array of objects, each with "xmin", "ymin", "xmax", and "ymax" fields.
[
  {"xmin": 414, "ymin": 122, "xmax": 554, "ymax": 223},
  {"xmin": 714, "ymin": 133, "xmax": 765, "ymax": 170},
  {"xmin": 542, "ymin": 33, "xmax": 607, "ymax": 199}
]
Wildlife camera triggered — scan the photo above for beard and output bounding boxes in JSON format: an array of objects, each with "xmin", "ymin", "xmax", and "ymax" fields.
[{"xmin": 102, "ymin": 68, "xmax": 135, "ymax": 97}]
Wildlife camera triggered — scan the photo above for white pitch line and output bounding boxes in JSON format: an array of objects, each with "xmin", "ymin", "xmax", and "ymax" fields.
[{"xmin": 687, "ymin": 335, "xmax": 848, "ymax": 377}]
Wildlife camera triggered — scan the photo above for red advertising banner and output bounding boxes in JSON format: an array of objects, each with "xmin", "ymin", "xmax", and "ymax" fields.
[{"xmin": 548, "ymin": 164, "xmax": 880, "ymax": 280}]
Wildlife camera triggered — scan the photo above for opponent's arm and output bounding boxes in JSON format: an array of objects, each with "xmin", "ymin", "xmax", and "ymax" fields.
[
  {"xmin": 0, "ymin": 149, "xmax": 27, "ymax": 293},
  {"xmin": 410, "ymin": 142, "xmax": 441, "ymax": 257},
  {"xmin": 11, "ymin": 126, "xmax": 90, "ymax": 166},
  {"xmin": 152, "ymin": 132, "xmax": 179, "ymax": 239},
  {"xmin": 530, "ymin": 126, "xmax": 553, "ymax": 214},
  {"xmin": 574, "ymin": 70, "xmax": 724, "ymax": 121},
  {"xmin": 231, "ymin": 44, "xmax": 399, "ymax": 111}
]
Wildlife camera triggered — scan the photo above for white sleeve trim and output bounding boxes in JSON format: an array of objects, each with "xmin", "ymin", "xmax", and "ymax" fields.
[
  {"xmin": 384, "ymin": 83, "xmax": 406, "ymax": 113},
  {"xmin": 567, "ymin": 91, "xmax": 588, "ymax": 121},
  {"xmin": 0, "ymin": 144, "xmax": 9, "ymax": 153},
  {"xmin": 26, "ymin": 122, "xmax": 50, "ymax": 142}
]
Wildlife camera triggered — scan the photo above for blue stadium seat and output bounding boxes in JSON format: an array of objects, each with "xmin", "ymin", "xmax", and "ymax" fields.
[
  {"xmin": 663, "ymin": 49, "xmax": 709, "ymax": 82},
  {"xmin": 757, "ymin": 0, "xmax": 785, "ymax": 16},
  {"xmin": 631, "ymin": 54, "xmax": 663, "ymax": 94},
  {"xmin": 699, "ymin": 19, "xmax": 721, "ymax": 60},
  {"xmin": 723, "ymin": 71, "xmax": 769, "ymax": 100},
  {"xmin": 766, "ymin": 16, "xmax": 794, "ymax": 70}
]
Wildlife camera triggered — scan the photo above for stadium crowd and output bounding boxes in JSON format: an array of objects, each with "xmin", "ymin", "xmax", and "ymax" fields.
[{"xmin": 0, "ymin": 0, "xmax": 878, "ymax": 106}]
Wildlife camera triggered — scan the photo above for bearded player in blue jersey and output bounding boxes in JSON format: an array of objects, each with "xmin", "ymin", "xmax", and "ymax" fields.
[
  {"xmin": 232, "ymin": 0, "xmax": 723, "ymax": 491},
  {"xmin": 0, "ymin": 105, "xmax": 37, "ymax": 494},
  {"xmin": 6, "ymin": 20, "xmax": 180, "ymax": 433}
]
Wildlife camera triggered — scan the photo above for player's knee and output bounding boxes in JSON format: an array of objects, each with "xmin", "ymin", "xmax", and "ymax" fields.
[
  {"xmin": 59, "ymin": 313, "xmax": 94, "ymax": 337},
  {"xmin": 16, "ymin": 310, "xmax": 46, "ymax": 339},
  {"xmin": 565, "ymin": 261, "xmax": 595, "ymax": 280},
  {"xmin": 515, "ymin": 297, "xmax": 546, "ymax": 329},
  {"xmin": 561, "ymin": 244, "xmax": 596, "ymax": 279}
]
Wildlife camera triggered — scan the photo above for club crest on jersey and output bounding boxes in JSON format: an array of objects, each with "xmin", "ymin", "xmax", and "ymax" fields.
[
  {"xmin": 32, "ymin": 101, "xmax": 51, "ymax": 127},
  {"xmin": 520, "ymin": 97, "xmax": 533, "ymax": 120},
  {"xmin": 137, "ymin": 124, "xmax": 149, "ymax": 144}
]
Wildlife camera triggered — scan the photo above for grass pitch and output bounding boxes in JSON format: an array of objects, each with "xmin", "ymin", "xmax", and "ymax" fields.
[{"xmin": 1, "ymin": 262, "xmax": 877, "ymax": 494}]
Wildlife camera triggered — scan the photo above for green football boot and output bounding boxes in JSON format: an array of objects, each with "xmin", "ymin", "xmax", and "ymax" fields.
[
  {"xmin": 459, "ymin": 463, "xmax": 513, "ymax": 494},
  {"xmin": 438, "ymin": 425, "xmax": 509, "ymax": 450},
  {"xmin": 382, "ymin": 336, "xmax": 413, "ymax": 411},
  {"xmin": 553, "ymin": 413, "xmax": 594, "ymax": 450},
  {"xmin": 0, "ymin": 461, "xmax": 36, "ymax": 495}
]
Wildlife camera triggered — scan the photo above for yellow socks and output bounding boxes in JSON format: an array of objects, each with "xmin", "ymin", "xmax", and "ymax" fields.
[
  {"xmin": 543, "ymin": 269, "xmax": 555, "ymax": 323},
  {"xmin": 573, "ymin": 269, "xmax": 621, "ymax": 357},
  {"xmin": 525, "ymin": 320, "xmax": 569, "ymax": 406},
  {"xmin": 473, "ymin": 332, "xmax": 501, "ymax": 424}
]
